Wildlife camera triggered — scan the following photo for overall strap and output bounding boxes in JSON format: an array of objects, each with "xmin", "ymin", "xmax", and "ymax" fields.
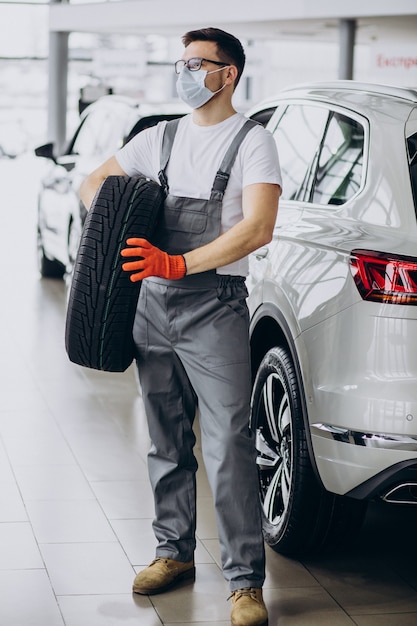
[
  {"xmin": 210, "ymin": 119, "xmax": 259, "ymax": 201},
  {"xmin": 158, "ymin": 117, "xmax": 181, "ymax": 194}
]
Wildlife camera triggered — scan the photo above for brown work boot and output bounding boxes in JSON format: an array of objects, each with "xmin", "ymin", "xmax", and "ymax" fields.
[
  {"xmin": 230, "ymin": 587, "xmax": 268, "ymax": 626},
  {"xmin": 132, "ymin": 557, "xmax": 195, "ymax": 595}
]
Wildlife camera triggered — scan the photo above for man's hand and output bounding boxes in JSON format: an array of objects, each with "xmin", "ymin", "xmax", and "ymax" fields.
[{"xmin": 121, "ymin": 238, "xmax": 187, "ymax": 282}]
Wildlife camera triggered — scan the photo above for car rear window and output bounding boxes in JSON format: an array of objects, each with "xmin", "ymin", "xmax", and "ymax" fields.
[
  {"xmin": 311, "ymin": 113, "xmax": 364, "ymax": 206},
  {"xmin": 272, "ymin": 104, "xmax": 328, "ymax": 201},
  {"xmin": 408, "ymin": 132, "xmax": 417, "ymax": 216}
]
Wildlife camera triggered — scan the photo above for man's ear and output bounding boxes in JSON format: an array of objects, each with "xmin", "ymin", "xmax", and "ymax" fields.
[{"xmin": 226, "ymin": 65, "xmax": 238, "ymax": 87}]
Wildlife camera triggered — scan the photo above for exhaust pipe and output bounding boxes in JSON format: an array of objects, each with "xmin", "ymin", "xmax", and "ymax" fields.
[{"xmin": 382, "ymin": 483, "xmax": 417, "ymax": 504}]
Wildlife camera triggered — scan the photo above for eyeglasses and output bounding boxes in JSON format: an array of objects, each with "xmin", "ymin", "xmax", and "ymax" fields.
[{"xmin": 174, "ymin": 57, "xmax": 228, "ymax": 74}]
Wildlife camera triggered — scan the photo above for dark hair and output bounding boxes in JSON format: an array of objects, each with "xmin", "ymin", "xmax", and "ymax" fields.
[{"xmin": 182, "ymin": 27, "xmax": 245, "ymax": 88}]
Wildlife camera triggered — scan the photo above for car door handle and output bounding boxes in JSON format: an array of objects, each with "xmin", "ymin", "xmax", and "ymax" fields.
[{"xmin": 254, "ymin": 247, "xmax": 269, "ymax": 260}]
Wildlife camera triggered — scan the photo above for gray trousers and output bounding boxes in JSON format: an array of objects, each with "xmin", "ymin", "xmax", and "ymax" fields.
[{"xmin": 133, "ymin": 273, "xmax": 265, "ymax": 591}]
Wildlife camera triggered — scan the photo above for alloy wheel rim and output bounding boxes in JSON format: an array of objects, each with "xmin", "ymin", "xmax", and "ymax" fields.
[{"xmin": 255, "ymin": 371, "xmax": 293, "ymax": 527}]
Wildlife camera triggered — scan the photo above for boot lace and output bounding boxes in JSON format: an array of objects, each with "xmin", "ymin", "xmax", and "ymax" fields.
[{"xmin": 228, "ymin": 587, "xmax": 259, "ymax": 602}]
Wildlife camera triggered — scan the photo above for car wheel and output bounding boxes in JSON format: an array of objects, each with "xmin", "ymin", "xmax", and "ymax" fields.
[
  {"xmin": 64, "ymin": 217, "xmax": 82, "ymax": 293},
  {"xmin": 65, "ymin": 175, "xmax": 165, "ymax": 372},
  {"xmin": 37, "ymin": 228, "xmax": 65, "ymax": 279},
  {"xmin": 251, "ymin": 346, "xmax": 367, "ymax": 556},
  {"xmin": 67, "ymin": 217, "xmax": 82, "ymax": 273}
]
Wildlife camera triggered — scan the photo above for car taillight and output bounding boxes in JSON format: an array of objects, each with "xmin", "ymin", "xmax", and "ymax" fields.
[{"xmin": 350, "ymin": 250, "xmax": 417, "ymax": 305}]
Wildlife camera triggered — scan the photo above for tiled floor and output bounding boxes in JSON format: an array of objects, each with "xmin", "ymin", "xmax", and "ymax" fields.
[{"xmin": 2, "ymin": 155, "xmax": 417, "ymax": 625}]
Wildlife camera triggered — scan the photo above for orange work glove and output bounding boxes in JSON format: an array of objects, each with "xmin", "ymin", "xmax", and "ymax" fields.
[{"xmin": 121, "ymin": 238, "xmax": 187, "ymax": 282}]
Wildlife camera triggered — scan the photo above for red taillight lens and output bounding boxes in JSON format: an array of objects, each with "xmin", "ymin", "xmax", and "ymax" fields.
[{"xmin": 350, "ymin": 250, "xmax": 417, "ymax": 305}]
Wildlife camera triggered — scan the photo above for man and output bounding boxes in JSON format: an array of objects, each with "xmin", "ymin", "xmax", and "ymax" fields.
[{"xmin": 80, "ymin": 27, "xmax": 281, "ymax": 626}]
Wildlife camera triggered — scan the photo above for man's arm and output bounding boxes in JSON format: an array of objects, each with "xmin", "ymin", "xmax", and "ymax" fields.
[
  {"xmin": 183, "ymin": 182, "xmax": 281, "ymax": 275},
  {"xmin": 79, "ymin": 156, "xmax": 127, "ymax": 210},
  {"xmin": 121, "ymin": 182, "xmax": 281, "ymax": 281}
]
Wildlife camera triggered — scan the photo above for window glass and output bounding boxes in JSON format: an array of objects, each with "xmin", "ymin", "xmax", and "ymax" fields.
[
  {"xmin": 407, "ymin": 132, "xmax": 417, "ymax": 218},
  {"xmin": 312, "ymin": 113, "xmax": 364, "ymax": 205},
  {"xmin": 71, "ymin": 105, "xmax": 130, "ymax": 158},
  {"xmin": 272, "ymin": 105, "xmax": 328, "ymax": 201}
]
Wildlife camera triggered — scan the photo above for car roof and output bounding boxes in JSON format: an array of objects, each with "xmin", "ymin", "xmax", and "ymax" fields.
[
  {"xmin": 252, "ymin": 81, "xmax": 417, "ymax": 125},
  {"xmin": 279, "ymin": 81, "xmax": 417, "ymax": 103}
]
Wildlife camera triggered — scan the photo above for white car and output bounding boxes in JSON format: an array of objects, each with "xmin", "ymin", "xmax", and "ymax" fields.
[
  {"xmin": 35, "ymin": 95, "xmax": 187, "ymax": 279},
  {"xmin": 248, "ymin": 81, "xmax": 417, "ymax": 555}
]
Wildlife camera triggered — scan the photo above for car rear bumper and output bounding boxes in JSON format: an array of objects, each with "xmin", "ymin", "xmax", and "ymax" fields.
[
  {"xmin": 299, "ymin": 301, "xmax": 417, "ymax": 497},
  {"xmin": 311, "ymin": 423, "xmax": 417, "ymax": 498}
]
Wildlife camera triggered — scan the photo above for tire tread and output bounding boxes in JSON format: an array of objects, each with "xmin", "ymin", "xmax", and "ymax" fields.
[{"xmin": 65, "ymin": 176, "xmax": 165, "ymax": 372}]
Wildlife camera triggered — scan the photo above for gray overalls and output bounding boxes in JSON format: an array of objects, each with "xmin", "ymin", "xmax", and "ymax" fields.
[{"xmin": 133, "ymin": 118, "xmax": 265, "ymax": 591}]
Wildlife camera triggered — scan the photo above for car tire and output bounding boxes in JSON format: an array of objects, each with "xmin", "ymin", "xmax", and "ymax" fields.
[
  {"xmin": 37, "ymin": 228, "xmax": 66, "ymax": 279},
  {"xmin": 251, "ymin": 346, "xmax": 367, "ymax": 556},
  {"xmin": 65, "ymin": 175, "xmax": 165, "ymax": 372}
]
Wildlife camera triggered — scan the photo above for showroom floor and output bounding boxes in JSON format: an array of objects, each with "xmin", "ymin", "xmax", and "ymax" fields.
[{"xmin": 2, "ymin": 155, "xmax": 417, "ymax": 625}]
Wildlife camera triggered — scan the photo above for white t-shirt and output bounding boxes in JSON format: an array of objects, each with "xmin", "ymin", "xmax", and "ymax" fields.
[{"xmin": 115, "ymin": 113, "xmax": 282, "ymax": 276}]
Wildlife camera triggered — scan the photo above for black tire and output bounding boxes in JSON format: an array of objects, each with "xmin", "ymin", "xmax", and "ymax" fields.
[
  {"xmin": 37, "ymin": 228, "xmax": 65, "ymax": 279},
  {"xmin": 251, "ymin": 346, "xmax": 367, "ymax": 556},
  {"xmin": 65, "ymin": 175, "xmax": 165, "ymax": 372}
]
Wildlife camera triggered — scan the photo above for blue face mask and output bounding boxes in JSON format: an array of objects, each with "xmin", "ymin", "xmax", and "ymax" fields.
[{"xmin": 176, "ymin": 66, "xmax": 228, "ymax": 109}]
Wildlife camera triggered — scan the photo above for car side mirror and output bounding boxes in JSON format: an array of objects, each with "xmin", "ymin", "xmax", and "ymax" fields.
[
  {"xmin": 56, "ymin": 155, "xmax": 77, "ymax": 172},
  {"xmin": 35, "ymin": 142, "xmax": 56, "ymax": 163}
]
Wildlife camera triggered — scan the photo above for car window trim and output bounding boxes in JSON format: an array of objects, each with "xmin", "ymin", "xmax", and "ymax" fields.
[
  {"xmin": 308, "ymin": 106, "xmax": 369, "ymax": 209},
  {"xmin": 267, "ymin": 98, "xmax": 370, "ymax": 209}
]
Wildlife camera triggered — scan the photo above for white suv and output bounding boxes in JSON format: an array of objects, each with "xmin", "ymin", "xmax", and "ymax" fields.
[{"xmin": 248, "ymin": 81, "xmax": 417, "ymax": 555}]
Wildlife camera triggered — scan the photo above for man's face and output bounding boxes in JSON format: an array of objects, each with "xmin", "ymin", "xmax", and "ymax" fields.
[{"xmin": 182, "ymin": 40, "xmax": 229, "ymax": 92}]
